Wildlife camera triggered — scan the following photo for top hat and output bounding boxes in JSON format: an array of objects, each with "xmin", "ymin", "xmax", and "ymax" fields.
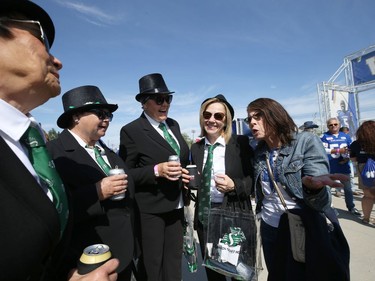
[
  {"xmin": 202, "ymin": 94, "xmax": 235, "ymax": 120},
  {"xmin": 1, "ymin": 0, "xmax": 55, "ymax": 48},
  {"xmin": 57, "ymin": 85, "xmax": 118, "ymax": 128},
  {"xmin": 135, "ymin": 73, "xmax": 174, "ymax": 102},
  {"xmin": 303, "ymin": 121, "xmax": 319, "ymax": 129}
]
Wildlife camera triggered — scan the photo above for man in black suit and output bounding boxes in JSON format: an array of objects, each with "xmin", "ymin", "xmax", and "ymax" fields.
[
  {"xmin": 119, "ymin": 73, "xmax": 190, "ymax": 281},
  {"xmin": 47, "ymin": 86, "xmax": 135, "ymax": 281},
  {"xmin": 0, "ymin": 1, "xmax": 118, "ymax": 280}
]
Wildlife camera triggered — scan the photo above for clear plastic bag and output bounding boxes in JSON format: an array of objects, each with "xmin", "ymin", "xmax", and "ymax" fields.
[
  {"xmin": 203, "ymin": 208, "xmax": 259, "ymax": 281},
  {"xmin": 183, "ymin": 206, "xmax": 198, "ymax": 273}
]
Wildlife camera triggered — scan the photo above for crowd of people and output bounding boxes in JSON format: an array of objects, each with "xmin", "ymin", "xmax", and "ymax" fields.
[{"xmin": 1, "ymin": 1, "xmax": 374, "ymax": 281}]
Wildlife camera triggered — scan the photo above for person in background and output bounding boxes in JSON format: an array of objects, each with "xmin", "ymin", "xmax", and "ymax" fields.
[
  {"xmin": 0, "ymin": 1, "xmax": 118, "ymax": 280},
  {"xmin": 47, "ymin": 86, "xmax": 135, "ymax": 280},
  {"xmin": 340, "ymin": 126, "xmax": 359, "ymax": 195},
  {"xmin": 246, "ymin": 98, "xmax": 348, "ymax": 278},
  {"xmin": 350, "ymin": 120, "xmax": 375, "ymax": 227},
  {"xmin": 191, "ymin": 94, "xmax": 255, "ymax": 281},
  {"xmin": 119, "ymin": 73, "xmax": 190, "ymax": 281},
  {"xmin": 302, "ymin": 120, "xmax": 319, "ymax": 133},
  {"xmin": 321, "ymin": 117, "xmax": 361, "ymax": 216}
]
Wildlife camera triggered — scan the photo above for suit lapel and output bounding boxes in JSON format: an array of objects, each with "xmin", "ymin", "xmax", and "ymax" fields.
[{"xmin": 140, "ymin": 114, "xmax": 178, "ymax": 155}]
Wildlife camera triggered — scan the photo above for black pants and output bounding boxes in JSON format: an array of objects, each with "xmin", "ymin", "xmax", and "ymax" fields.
[{"xmin": 137, "ymin": 208, "xmax": 184, "ymax": 281}]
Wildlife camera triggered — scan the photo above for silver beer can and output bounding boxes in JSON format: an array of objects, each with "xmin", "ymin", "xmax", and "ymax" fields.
[
  {"xmin": 168, "ymin": 155, "xmax": 180, "ymax": 178},
  {"xmin": 77, "ymin": 244, "xmax": 112, "ymax": 274},
  {"xmin": 109, "ymin": 167, "xmax": 126, "ymax": 201},
  {"xmin": 168, "ymin": 155, "xmax": 180, "ymax": 162}
]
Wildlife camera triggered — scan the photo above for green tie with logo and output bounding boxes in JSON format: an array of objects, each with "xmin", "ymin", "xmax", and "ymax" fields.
[
  {"xmin": 21, "ymin": 125, "xmax": 69, "ymax": 237},
  {"xmin": 159, "ymin": 122, "xmax": 180, "ymax": 156},
  {"xmin": 86, "ymin": 145, "xmax": 111, "ymax": 175},
  {"xmin": 198, "ymin": 143, "xmax": 220, "ymax": 225}
]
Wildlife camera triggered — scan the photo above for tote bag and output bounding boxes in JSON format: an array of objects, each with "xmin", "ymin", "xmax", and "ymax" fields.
[{"xmin": 203, "ymin": 207, "xmax": 259, "ymax": 281}]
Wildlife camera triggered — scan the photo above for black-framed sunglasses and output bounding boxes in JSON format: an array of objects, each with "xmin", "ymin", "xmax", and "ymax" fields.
[
  {"xmin": 328, "ymin": 123, "xmax": 339, "ymax": 127},
  {"xmin": 203, "ymin": 111, "xmax": 225, "ymax": 121},
  {"xmin": 149, "ymin": 95, "xmax": 173, "ymax": 105},
  {"xmin": 244, "ymin": 112, "xmax": 262, "ymax": 124},
  {"xmin": 87, "ymin": 109, "xmax": 113, "ymax": 121},
  {"xmin": 2, "ymin": 18, "xmax": 50, "ymax": 52}
]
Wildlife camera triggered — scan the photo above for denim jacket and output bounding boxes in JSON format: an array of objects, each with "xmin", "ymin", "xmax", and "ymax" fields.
[{"xmin": 254, "ymin": 132, "xmax": 332, "ymax": 213}]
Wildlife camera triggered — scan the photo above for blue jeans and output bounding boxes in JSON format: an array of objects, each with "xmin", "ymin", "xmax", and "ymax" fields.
[
  {"xmin": 260, "ymin": 219, "xmax": 278, "ymax": 271},
  {"xmin": 340, "ymin": 173, "xmax": 355, "ymax": 210}
]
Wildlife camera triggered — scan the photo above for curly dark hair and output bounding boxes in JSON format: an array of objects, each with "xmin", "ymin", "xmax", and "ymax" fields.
[
  {"xmin": 356, "ymin": 120, "xmax": 375, "ymax": 155},
  {"xmin": 247, "ymin": 98, "xmax": 298, "ymax": 146}
]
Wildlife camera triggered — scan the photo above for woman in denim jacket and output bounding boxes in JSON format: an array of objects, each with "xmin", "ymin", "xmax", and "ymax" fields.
[{"xmin": 246, "ymin": 98, "xmax": 348, "ymax": 278}]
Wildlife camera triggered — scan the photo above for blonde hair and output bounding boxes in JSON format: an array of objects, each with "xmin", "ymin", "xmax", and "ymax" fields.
[{"xmin": 199, "ymin": 98, "xmax": 233, "ymax": 144}]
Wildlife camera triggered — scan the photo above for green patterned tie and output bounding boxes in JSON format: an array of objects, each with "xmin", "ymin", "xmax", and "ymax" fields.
[
  {"xmin": 159, "ymin": 122, "xmax": 180, "ymax": 156},
  {"xmin": 198, "ymin": 143, "xmax": 220, "ymax": 225},
  {"xmin": 21, "ymin": 125, "xmax": 69, "ymax": 237},
  {"xmin": 87, "ymin": 145, "xmax": 111, "ymax": 175}
]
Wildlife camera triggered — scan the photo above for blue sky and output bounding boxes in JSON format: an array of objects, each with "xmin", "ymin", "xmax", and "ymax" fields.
[{"xmin": 33, "ymin": 0, "xmax": 375, "ymax": 149}]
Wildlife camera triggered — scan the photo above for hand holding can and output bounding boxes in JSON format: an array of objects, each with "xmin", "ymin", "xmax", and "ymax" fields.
[
  {"xmin": 109, "ymin": 167, "xmax": 126, "ymax": 201},
  {"xmin": 168, "ymin": 155, "xmax": 181, "ymax": 178},
  {"xmin": 77, "ymin": 244, "xmax": 112, "ymax": 275}
]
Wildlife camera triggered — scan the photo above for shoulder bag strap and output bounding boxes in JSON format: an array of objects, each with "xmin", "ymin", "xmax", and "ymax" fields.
[{"xmin": 265, "ymin": 158, "xmax": 289, "ymax": 212}]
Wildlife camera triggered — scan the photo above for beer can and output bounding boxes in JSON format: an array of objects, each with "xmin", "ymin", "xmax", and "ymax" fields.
[
  {"xmin": 168, "ymin": 155, "xmax": 180, "ymax": 178},
  {"xmin": 168, "ymin": 155, "xmax": 180, "ymax": 162},
  {"xmin": 77, "ymin": 244, "xmax": 112, "ymax": 275},
  {"xmin": 109, "ymin": 167, "xmax": 126, "ymax": 201}
]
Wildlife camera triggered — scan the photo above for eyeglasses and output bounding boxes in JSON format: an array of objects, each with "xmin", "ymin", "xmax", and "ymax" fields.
[
  {"xmin": 203, "ymin": 111, "xmax": 225, "ymax": 121},
  {"xmin": 244, "ymin": 112, "xmax": 262, "ymax": 124},
  {"xmin": 87, "ymin": 109, "xmax": 113, "ymax": 121},
  {"xmin": 328, "ymin": 123, "xmax": 338, "ymax": 127},
  {"xmin": 2, "ymin": 18, "xmax": 50, "ymax": 52},
  {"xmin": 149, "ymin": 95, "xmax": 173, "ymax": 105}
]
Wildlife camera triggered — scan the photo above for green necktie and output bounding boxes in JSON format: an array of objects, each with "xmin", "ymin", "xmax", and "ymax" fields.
[
  {"xmin": 159, "ymin": 122, "xmax": 180, "ymax": 156},
  {"xmin": 198, "ymin": 143, "xmax": 220, "ymax": 225},
  {"xmin": 87, "ymin": 145, "xmax": 111, "ymax": 176},
  {"xmin": 21, "ymin": 125, "xmax": 69, "ymax": 237}
]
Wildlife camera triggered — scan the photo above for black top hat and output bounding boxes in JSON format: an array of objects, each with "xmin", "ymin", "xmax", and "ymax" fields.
[
  {"xmin": 1, "ymin": 0, "xmax": 55, "ymax": 48},
  {"xmin": 202, "ymin": 94, "xmax": 235, "ymax": 120},
  {"xmin": 135, "ymin": 73, "xmax": 174, "ymax": 102},
  {"xmin": 57, "ymin": 85, "xmax": 118, "ymax": 129},
  {"xmin": 303, "ymin": 121, "xmax": 319, "ymax": 129}
]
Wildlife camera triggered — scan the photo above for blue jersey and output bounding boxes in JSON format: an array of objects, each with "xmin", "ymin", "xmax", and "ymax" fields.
[{"xmin": 321, "ymin": 131, "xmax": 352, "ymax": 174}]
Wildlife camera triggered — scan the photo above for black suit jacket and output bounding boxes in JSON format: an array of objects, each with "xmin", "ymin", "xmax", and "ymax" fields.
[
  {"xmin": 191, "ymin": 135, "xmax": 254, "ymax": 226},
  {"xmin": 46, "ymin": 130, "xmax": 135, "ymax": 273},
  {"xmin": 119, "ymin": 113, "xmax": 189, "ymax": 214},
  {"xmin": 0, "ymin": 136, "xmax": 66, "ymax": 281}
]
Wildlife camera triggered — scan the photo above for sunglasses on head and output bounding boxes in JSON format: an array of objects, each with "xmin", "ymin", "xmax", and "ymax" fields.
[
  {"xmin": 203, "ymin": 111, "xmax": 225, "ymax": 121},
  {"xmin": 328, "ymin": 123, "xmax": 338, "ymax": 127},
  {"xmin": 244, "ymin": 112, "xmax": 262, "ymax": 124},
  {"xmin": 87, "ymin": 109, "xmax": 113, "ymax": 121},
  {"xmin": 148, "ymin": 95, "xmax": 173, "ymax": 105},
  {"xmin": 3, "ymin": 18, "xmax": 50, "ymax": 52}
]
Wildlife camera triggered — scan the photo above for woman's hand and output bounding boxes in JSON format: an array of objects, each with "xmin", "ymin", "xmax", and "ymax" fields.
[
  {"xmin": 214, "ymin": 174, "xmax": 235, "ymax": 193},
  {"xmin": 157, "ymin": 161, "xmax": 182, "ymax": 181},
  {"xmin": 302, "ymin": 174, "xmax": 349, "ymax": 191},
  {"xmin": 96, "ymin": 174, "xmax": 128, "ymax": 200}
]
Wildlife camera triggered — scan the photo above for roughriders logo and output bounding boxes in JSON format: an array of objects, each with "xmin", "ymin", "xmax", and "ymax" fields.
[
  {"xmin": 219, "ymin": 227, "xmax": 246, "ymax": 246},
  {"xmin": 217, "ymin": 227, "xmax": 246, "ymax": 265}
]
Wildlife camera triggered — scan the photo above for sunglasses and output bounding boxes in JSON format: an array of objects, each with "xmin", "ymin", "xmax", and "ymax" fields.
[
  {"xmin": 328, "ymin": 123, "xmax": 338, "ymax": 127},
  {"xmin": 244, "ymin": 112, "xmax": 262, "ymax": 124},
  {"xmin": 87, "ymin": 109, "xmax": 113, "ymax": 121},
  {"xmin": 149, "ymin": 95, "xmax": 173, "ymax": 105},
  {"xmin": 203, "ymin": 111, "xmax": 225, "ymax": 121},
  {"xmin": 3, "ymin": 19, "xmax": 50, "ymax": 52}
]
